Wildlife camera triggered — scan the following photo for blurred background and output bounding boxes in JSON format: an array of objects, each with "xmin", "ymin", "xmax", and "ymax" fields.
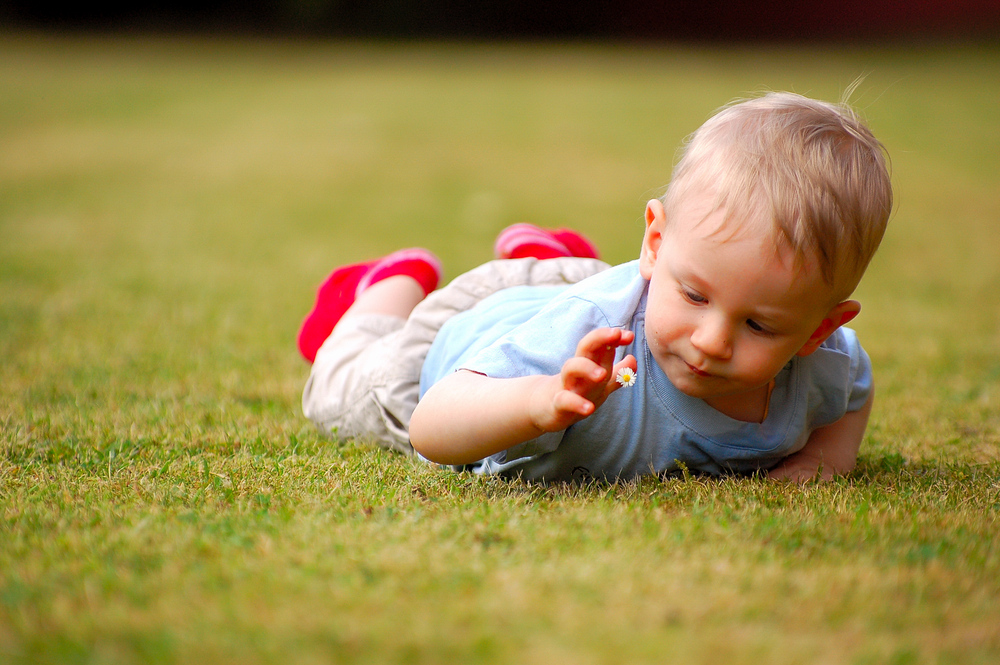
[{"xmin": 4, "ymin": 0, "xmax": 1000, "ymax": 41}]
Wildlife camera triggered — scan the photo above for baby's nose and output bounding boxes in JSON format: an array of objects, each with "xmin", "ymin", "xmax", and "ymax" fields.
[{"xmin": 691, "ymin": 317, "xmax": 732, "ymax": 360}]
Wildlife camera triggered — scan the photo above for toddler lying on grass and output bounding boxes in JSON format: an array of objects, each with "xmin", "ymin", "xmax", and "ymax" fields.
[{"xmin": 299, "ymin": 91, "xmax": 892, "ymax": 483}]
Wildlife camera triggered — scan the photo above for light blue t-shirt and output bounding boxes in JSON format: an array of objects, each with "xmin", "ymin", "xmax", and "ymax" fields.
[{"xmin": 420, "ymin": 261, "xmax": 872, "ymax": 482}]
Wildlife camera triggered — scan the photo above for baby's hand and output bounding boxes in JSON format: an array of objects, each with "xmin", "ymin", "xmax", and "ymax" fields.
[
  {"xmin": 768, "ymin": 453, "xmax": 833, "ymax": 482},
  {"xmin": 529, "ymin": 327, "xmax": 637, "ymax": 433}
]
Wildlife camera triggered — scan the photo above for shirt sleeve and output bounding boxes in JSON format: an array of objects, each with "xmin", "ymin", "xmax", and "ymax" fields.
[
  {"xmin": 846, "ymin": 337, "xmax": 873, "ymax": 413},
  {"xmin": 804, "ymin": 327, "xmax": 873, "ymax": 429}
]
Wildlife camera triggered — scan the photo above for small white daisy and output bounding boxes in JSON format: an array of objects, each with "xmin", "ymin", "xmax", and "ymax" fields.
[{"xmin": 615, "ymin": 367, "xmax": 637, "ymax": 387}]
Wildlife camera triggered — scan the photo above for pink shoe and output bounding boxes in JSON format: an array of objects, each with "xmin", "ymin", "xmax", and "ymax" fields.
[
  {"xmin": 355, "ymin": 247, "xmax": 443, "ymax": 299},
  {"xmin": 550, "ymin": 228, "xmax": 600, "ymax": 260},
  {"xmin": 297, "ymin": 248, "xmax": 442, "ymax": 363},
  {"xmin": 493, "ymin": 223, "xmax": 600, "ymax": 260},
  {"xmin": 297, "ymin": 261, "xmax": 374, "ymax": 363}
]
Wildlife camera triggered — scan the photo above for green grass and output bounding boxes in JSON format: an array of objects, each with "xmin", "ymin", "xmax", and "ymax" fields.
[{"xmin": 2, "ymin": 32, "xmax": 999, "ymax": 664}]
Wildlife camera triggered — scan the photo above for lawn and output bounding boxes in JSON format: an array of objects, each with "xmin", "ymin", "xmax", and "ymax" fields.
[{"xmin": 1, "ymin": 32, "xmax": 999, "ymax": 664}]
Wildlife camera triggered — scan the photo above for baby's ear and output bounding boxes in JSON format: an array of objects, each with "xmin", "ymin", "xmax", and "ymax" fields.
[
  {"xmin": 640, "ymin": 200, "xmax": 666, "ymax": 279},
  {"xmin": 796, "ymin": 301, "xmax": 861, "ymax": 357}
]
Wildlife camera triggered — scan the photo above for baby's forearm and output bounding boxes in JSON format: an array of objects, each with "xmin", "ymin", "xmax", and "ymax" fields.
[
  {"xmin": 409, "ymin": 370, "xmax": 555, "ymax": 465},
  {"xmin": 411, "ymin": 328, "xmax": 635, "ymax": 466}
]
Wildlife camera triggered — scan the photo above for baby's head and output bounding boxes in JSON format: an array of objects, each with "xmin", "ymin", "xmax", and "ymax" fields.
[
  {"xmin": 638, "ymin": 93, "xmax": 893, "ymax": 409},
  {"xmin": 661, "ymin": 91, "xmax": 892, "ymax": 303}
]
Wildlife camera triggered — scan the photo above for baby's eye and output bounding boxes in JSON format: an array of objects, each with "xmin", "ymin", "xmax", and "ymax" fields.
[
  {"xmin": 683, "ymin": 290, "xmax": 707, "ymax": 304},
  {"xmin": 746, "ymin": 319, "xmax": 775, "ymax": 337}
]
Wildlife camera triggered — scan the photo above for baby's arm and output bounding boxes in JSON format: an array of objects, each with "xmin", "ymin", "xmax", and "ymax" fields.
[
  {"xmin": 768, "ymin": 388, "xmax": 874, "ymax": 482},
  {"xmin": 409, "ymin": 327, "xmax": 637, "ymax": 466}
]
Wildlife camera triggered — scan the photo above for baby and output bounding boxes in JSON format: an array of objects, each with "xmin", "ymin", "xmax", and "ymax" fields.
[{"xmin": 300, "ymin": 91, "xmax": 893, "ymax": 483}]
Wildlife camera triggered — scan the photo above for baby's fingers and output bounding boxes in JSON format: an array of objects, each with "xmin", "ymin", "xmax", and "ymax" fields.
[
  {"xmin": 560, "ymin": 356, "xmax": 607, "ymax": 393},
  {"xmin": 551, "ymin": 389, "xmax": 596, "ymax": 420},
  {"xmin": 576, "ymin": 327, "xmax": 635, "ymax": 367}
]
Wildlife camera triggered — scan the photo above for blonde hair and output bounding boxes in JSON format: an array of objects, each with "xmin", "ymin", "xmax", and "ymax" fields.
[{"xmin": 663, "ymin": 91, "xmax": 893, "ymax": 298}]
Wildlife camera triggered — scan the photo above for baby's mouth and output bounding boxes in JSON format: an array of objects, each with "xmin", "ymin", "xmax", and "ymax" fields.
[{"xmin": 684, "ymin": 360, "xmax": 712, "ymax": 378}]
